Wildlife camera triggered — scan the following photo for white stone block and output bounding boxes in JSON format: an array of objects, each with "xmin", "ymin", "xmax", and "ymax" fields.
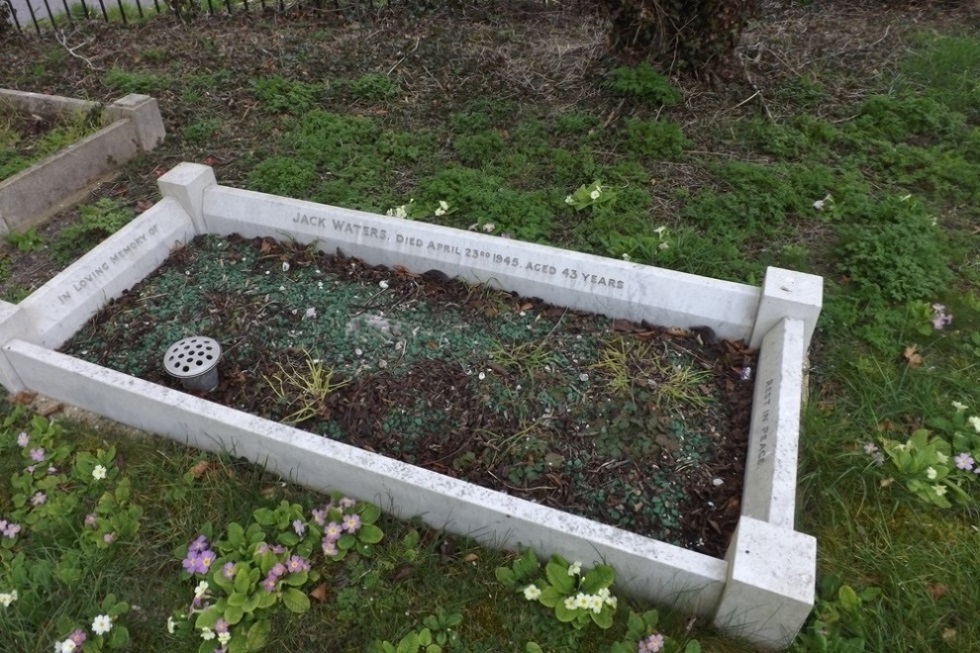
[
  {"xmin": 19, "ymin": 198, "xmax": 196, "ymax": 348},
  {"xmin": 202, "ymin": 184, "xmax": 762, "ymax": 342},
  {"xmin": 158, "ymin": 162, "xmax": 217, "ymax": 233},
  {"xmin": 106, "ymin": 94, "xmax": 166, "ymax": 152},
  {"xmin": 714, "ymin": 516, "xmax": 816, "ymax": 651},
  {"xmin": 750, "ymin": 267, "xmax": 822, "ymax": 350},
  {"xmin": 0, "ymin": 302, "xmax": 38, "ymax": 393},
  {"xmin": 741, "ymin": 317, "xmax": 805, "ymax": 529},
  {"xmin": 3, "ymin": 338, "xmax": 728, "ymax": 617}
]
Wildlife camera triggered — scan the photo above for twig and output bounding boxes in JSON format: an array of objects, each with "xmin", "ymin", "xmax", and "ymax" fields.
[{"xmin": 55, "ymin": 29, "xmax": 99, "ymax": 71}]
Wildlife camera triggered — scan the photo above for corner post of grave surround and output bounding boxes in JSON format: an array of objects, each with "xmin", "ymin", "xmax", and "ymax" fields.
[
  {"xmin": 713, "ymin": 515, "xmax": 817, "ymax": 651},
  {"xmin": 0, "ymin": 301, "xmax": 40, "ymax": 393},
  {"xmin": 750, "ymin": 267, "xmax": 823, "ymax": 351},
  {"xmin": 106, "ymin": 94, "xmax": 166, "ymax": 152},
  {"xmin": 158, "ymin": 163, "xmax": 217, "ymax": 234}
]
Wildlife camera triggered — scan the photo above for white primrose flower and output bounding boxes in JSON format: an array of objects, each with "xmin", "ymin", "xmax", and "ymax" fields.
[
  {"xmin": 167, "ymin": 616, "xmax": 176, "ymax": 634},
  {"xmin": 969, "ymin": 416, "xmax": 980, "ymax": 433},
  {"xmin": 92, "ymin": 614, "xmax": 113, "ymax": 635},
  {"xmin": 589, "ymin": 189, "xmax": 601, "ymax": 200},
  {"xmin": 482, "ymin": 222, "xmax": 496, "ymax": 233},
  {"xmin": 563, "ymin": 596, "xmax": 577, "ymax": 611},
  {"xmin": 92, "ymin": 465, "xmax": 107, "ymax": 480},
  {"xmin": 523, "ymin": 584, "xmax": 542, "ymax": 601},
  {"xmin": 567, "ymin": 561, "xmax": 582, "ymax": 576},
  {"xmin": 200, "ymin": 627, "xmax": 216, "ymax": 641},
  {"xmin": 434, "ymin": 200, "xmax": 450, "ymax": 217},
  {"xmin": 194, "ymin": 581, "xmax": 209, "ymax": 599},
  {"xmin": 952, "ymin": 401, "xmax": 968, "ymax": 412}
]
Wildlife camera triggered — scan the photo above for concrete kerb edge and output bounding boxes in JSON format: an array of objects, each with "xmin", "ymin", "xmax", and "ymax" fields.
[
  {"xmin": 3, "ymin": 338, "xmax": 729, "ymax": 617},
  {"xmin": 749, "ymin": 267, "xmax": 823, "ymax": 351},
  {"xmin": 713, "ymin": 515, "xmax": 817, "ymax": 651},
  {"xmin": 106, "ymin": 94, "xmax": 166, "ymax": 152}
]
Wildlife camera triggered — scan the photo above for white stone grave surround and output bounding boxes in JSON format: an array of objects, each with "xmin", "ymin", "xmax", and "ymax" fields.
[
  {"xmin": 0, "ymin": 89, "xmax": 166, "ymax": 236},
  {"xmin": 0, "ymin": 163, "xmax": 823, "ymax": 651}
]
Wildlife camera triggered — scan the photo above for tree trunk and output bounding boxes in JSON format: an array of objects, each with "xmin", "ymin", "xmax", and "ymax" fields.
[{"xmin": 598, "ymin": 0, "xmax": 760, "ymax": 78}]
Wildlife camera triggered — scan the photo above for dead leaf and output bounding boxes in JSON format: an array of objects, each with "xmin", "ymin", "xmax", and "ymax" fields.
[
  {"xmin": 942, "ymin": 628, "xmax": 956, "ymax": 642},
  {"xmin": 137, "ymin": 200, "xmax": 154, "ymax": 212},
  {"xmin": 309, "ymin": 582, "xmax": 329, "ymax": 603},
  {"xmin": 391, "ymin": 566, "xmax": 414, "ymax": 582},
  {"xmin": 189, "ymin": 461, "xmax": 217, "ymax": 479},
  {"xmin": 880, "ymin": 477, "xmax": 895, "ymax": 488},
  {"xmin": 928, "ymin": 583, "xmax": 948, "ymax": 600},
  {"xmin": 12, "ymin": 391, "xmax": 38, "ymax": 405},
  {"xmin": 903, "ymin": 345, "xmax": 923, "ymax": 367},
  {"xmin": 463, "ymin": 553, "xmax": 478, "ymax": 563}
]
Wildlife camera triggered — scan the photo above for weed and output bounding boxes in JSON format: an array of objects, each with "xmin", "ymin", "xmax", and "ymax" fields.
[
  {"xmin": 836, "ymin": 194, "xmax": 951, "ymax": 303},
  {"xmin": 606, "ymin": 63, "xmax": 683, "ymax": 106},
  {"xmin": 52, "ymin": 198, "xmax": 134, "ymax": 264},
  {"xmin": 791, "ymin": 575, "xmax": 881, "ymax": 653},
  {"xmin": 248, "ymin": 157, "xmax": 318, "ymax": 199},
  {"xmin": 621, "ymin": 118, "xmax": 688, "ymax": 159},
  {"xmin": 105, "ymin": 67, "xmax": 171, "ymax": 95},
  {"xmin": 490, "ymin": 340, "xmax": 559, "ymax": 381},
  {"xmin": 252, "ymin": 75, "xmax": 323, "ymax": 115},
  {"xmin": 181, "ymin": 117, "xmax": 222, "ymax": 145},
  {"xmin": 264, "ymin": 353, "xmax": 352, "ymax": 425},
  {"xmin": 346, "ymin": 72, "xmax": 400, "ymax": 102},
  {"xmin": 5, "ymin": 227, "xmax": 44, "ymax": 252},
  {"xmin": 900, "ymin": 32, "xmax": 980, "ymax": 121}
]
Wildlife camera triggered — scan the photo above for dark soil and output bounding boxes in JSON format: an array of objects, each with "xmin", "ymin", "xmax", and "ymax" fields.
[{"xmin": 61, "ymin": 234, "xmax": 756, "ymax": 557}]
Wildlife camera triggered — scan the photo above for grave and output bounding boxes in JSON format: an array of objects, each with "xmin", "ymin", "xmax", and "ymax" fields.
[
  {"xmin": 0, "ymin": 162, "xmax": 822, "ymax": 650},
  {"xmin": 0, "ymin": 89, "xmax": 165, "ymax": 236}
]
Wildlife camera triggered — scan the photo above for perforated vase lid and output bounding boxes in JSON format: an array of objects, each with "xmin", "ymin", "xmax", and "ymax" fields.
[{"xmin": 163, "ymin": 336, "xmax": 221, "ymax": 379}]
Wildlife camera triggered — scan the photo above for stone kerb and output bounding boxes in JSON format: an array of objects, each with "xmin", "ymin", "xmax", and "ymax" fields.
[
  {"xmin": 193, "ymin": 184, "xmax": 762, "ymax": 342},
  {"xmin": 740, "ymin": 317, "xmax": 806, "ymax": 528},
  {"xmin": 713, "ymin": 516, "xmax": 817, "ymax": 651},
  {"xmin": 750, "ymin": 267, "xmax": 823, "ymax": 351},
  {"xmin": 18, "ymin": 198, "xmax": 197, "ymax": 348},
  {"xmin": 0, "ymin": 91, "xmax": 167, "ymax": 236},
  {"xmin": 0, "ymin": 89, "xmax": 98, "ymax": 120},
  {"xmin": 0, "ymin": 301, "xmax": 38, "ymax": 392},
  {"xmin": 2, "ymin": 339, "xmax": 729, "ymax": 618}
]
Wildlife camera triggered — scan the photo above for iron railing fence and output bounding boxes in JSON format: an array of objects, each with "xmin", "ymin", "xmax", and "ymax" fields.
[{"xmin": 1, "ymin": 0, "xmax": 583, "ymax": 37}]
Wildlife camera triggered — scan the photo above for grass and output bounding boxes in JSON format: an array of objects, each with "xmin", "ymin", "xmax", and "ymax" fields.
[
  {"xmin": 0, "ymin": 108, "xmax": 101, "ymax": 180},
  {"xmin": 1, "ymin": 4, "xmax": 980, "ymax": 652}
]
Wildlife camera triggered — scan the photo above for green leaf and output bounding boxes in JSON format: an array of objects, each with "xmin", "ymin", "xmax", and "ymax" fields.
[
  {"xmin": 525, "ymin": 644, "xmax": 544, "ymax": 653},
  {"xmin": 495, "ymin": 567, "xmax": 517, "ymax": 588},
  {"xmin": 282, "ymin": 587, "xmax": 311, "ymax": 614},
  {"xmin": 513, "ymin": 549, "xmax": 539, "ymax": 579},
  {"xmin": 418, "ymin": 628, "xmax": 432, "ymax": 645},
  {"xmin": 590, "ymin": 605, "xmax": 614, "ymax": 629},
  {"xmin": 859, "ymin": 587, "xmax": 882, "ymax": 602},
  {"xmin": 234, "ymin": 566, "xmax": 252, "ymax": 594},
  {"xmin": 626, "ymin": 611, "xmax": 647, "ymax": 638},
  {"xmin": 580, "ymin": 565, "xmax": 615, "ymax": 593},
  {"xmin": 684, "ymin": 641, "xmax": 702, "ymax": 653},
  {"xmin": 277, "ymin": 531, "xmax": 300, "ymax": 547},
  {"xmin": 554, "ymin": 602, "xmax": 577, "ymax": 623},
  {"xmin": 225, "ymin": 604, "xmax": 245, "ymax": 625},
  {"xmin": 252, "ymin": 508, "xmax": 275, "ymax": 527},
  {"xmin": 396, "ymin": 632, "xmax": 420, "ymax": 653},
  {"xmin": 360, "ymin": 503, "xmax": 382, "ymax": 524},
  {"xmin": 838, "ymin": 584, "xmax": 860, "ymax": 611},
  {"xmin": 227, "ymin": 522, "xmax": 246, "ymax": 548},
  {"xmin": 106, "ymin": 624, "xmax": 129, "ymax": 648},
  {"xmin": 358, "ymin": 523, "xmax": 384, "ymax": 544},
  {"xmin": 246, "ymin": 619, "xmax": 271, "ymax": 651},
  {"xmin": 538, "ymin": 586, "xmax": 561, "ymax": 608},
  {"xmin": 545, "ymin": 561, "xmax": 575, "ymax": 594}
]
